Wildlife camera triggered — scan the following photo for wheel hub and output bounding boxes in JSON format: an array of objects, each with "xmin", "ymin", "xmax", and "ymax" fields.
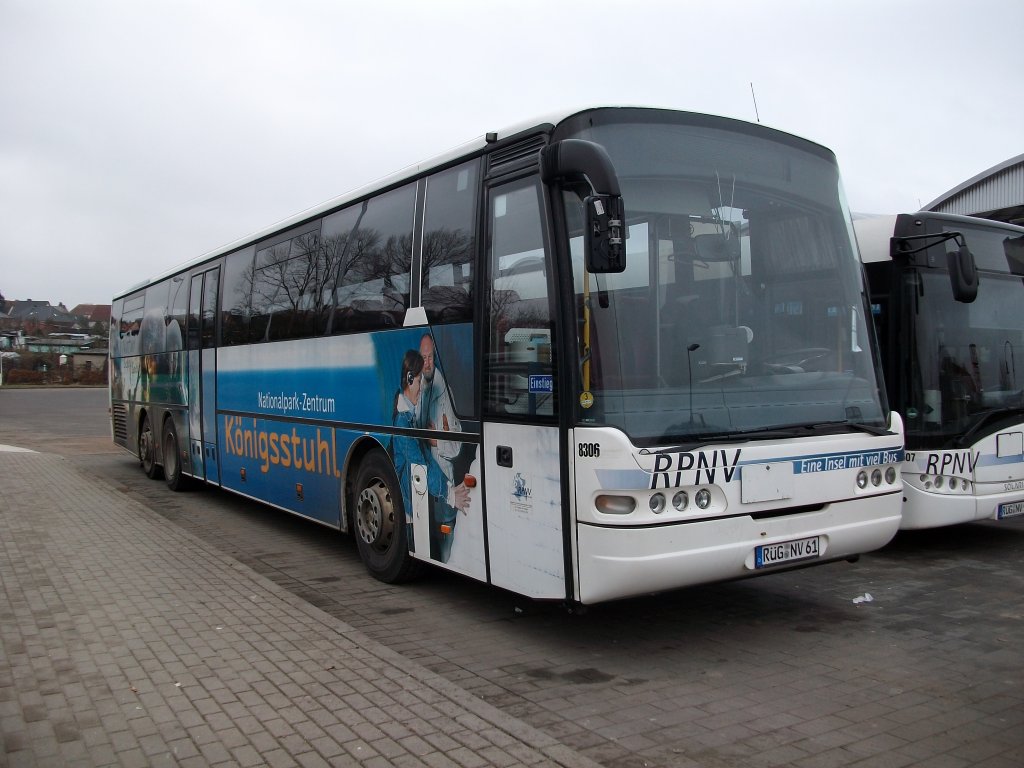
[{"xmin": 356, "ymin": 479, "xmax": 394, "ymax": 551}]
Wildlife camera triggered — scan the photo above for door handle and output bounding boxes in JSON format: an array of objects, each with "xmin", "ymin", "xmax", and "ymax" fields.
[{"xmin": 496, "ymin": 445, "xmax": 513, "ymax": 468}]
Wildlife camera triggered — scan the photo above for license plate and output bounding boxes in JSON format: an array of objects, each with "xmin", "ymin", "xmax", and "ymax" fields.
[
  {"xmin": 755, "ymin": 536, "xmax": 821, "ymax": 568},
  {"xmin": 998, "ymin": 501, "xmax": 1024, "ymax": 519}
]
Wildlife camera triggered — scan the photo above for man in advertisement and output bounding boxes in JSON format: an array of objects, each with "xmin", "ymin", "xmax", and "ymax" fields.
[{"xmin": 419, "ymin": 333, "xmax": 465, "ymax": 562}]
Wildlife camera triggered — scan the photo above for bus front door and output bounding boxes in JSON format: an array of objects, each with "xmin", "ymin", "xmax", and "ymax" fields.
[{"xmin": 482, "ymin": 175, "xmax": 566, "ymax": 600}]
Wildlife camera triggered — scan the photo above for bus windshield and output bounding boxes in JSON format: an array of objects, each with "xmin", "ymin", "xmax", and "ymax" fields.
[
  {"xmin": 900, "ymin": 224, "xmax": 1024, "ymax": 447},
  {"xmin": 560, "ymin": 113, "xmax": 887, "ymax": 446}
]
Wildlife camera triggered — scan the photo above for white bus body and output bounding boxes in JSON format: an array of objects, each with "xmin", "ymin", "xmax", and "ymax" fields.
[
  {"xmin": 110, "ymin": 107, "xmax": 903, "ymax": 605},
  {"xmin": 857, "ymin": 212, "xmax": 1024, "ymax": 529}
]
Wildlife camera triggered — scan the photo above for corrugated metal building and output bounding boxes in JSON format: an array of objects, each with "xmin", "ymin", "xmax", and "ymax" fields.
[{"xmin": 925, "ymin": 153, "xmax": 1024, "ymax": 226}]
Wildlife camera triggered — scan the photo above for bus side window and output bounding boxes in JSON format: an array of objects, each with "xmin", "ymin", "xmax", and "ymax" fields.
[
  {"xmin": 221, "ymin": 246, "xmax": 255, "ymax": 346},
  {"xmin": 251, "ymin": 241, "xmax": 291, "ymax": 342},
  {"xmin": 320, "ymin": 184, "xmax": 416, "ymax": 334},
  {"xmin": 485, "ymin": 178, "xmax": 556, "ymax": 418},
  {"xmin": 167, "ymin": 275, "xmax": 188, "ymax": 353},
  {"xmin": 141, "ymin": 282, "xmax": 170, "ymax": 358},
  {"xmin": 187, "ymin": 275, "xmax": 202, "ymax": 350},
  {"xmin": 201, "ymin": 268, "xmax": 220, "ymax": 349},
  {"xmin": 421, "ymin": 160, "xmax": 479, "ymax": 324},
  {"xmin": 117, "ymin": 292, "xmax": 145, "ymax": 358}
]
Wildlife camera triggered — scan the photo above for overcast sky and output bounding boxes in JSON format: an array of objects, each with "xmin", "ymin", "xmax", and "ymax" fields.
[{"xmin": 1, "ymin": 0, "xmax": 1021, "ymax": 309}]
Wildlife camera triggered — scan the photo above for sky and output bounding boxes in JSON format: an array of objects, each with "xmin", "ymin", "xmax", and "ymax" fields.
[{"xmin": 1, "ymin": 0, "xmax": 1021, "ymax": 309}]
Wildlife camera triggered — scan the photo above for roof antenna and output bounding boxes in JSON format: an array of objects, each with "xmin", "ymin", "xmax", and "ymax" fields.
[{"xmin": 750, "ymin": 82, "xmax": 761, "ymax": 123}]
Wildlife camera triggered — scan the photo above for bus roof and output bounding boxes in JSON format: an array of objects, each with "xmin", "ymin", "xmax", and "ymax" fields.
[{"xmin": 114, "ymin": 105, "xmax": 824, "ymax": 300}]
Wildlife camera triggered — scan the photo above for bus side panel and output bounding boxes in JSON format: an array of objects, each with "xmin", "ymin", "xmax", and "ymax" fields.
[
  {"xmin": 217, "ymin": 416, "xmax": 347, "ymax": 526},
  {"xmin": 214, "ymin": 331, "xmax": 488, "ymax": 580},
  {"xmin": 483, "ymin": 423, "xmax": 565, "ymax": 599}
]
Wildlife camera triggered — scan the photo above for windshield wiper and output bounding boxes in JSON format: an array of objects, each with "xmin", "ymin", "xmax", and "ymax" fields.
[
  {"xmin": 803, "ymin": 420, "xmax": 893, "ymax": 437},
  {"xmin": 645, "ymin": 427, "xmax": 794, "ymax": 454},
  {"xmin": 955, "ymin": 407, "xmax": 1024, "ymax": 448},
  {"xmin": 647, "ymin": 420, "xmax": 892, "ymax": 453}
]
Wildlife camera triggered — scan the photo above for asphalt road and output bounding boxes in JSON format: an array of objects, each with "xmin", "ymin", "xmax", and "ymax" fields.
[{"xmin": 2, "ymin": 386, "xmax": 1022, "ymax": 768}]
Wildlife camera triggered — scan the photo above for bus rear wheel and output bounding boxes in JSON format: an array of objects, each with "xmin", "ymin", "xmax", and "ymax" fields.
[
  {"xmin": 352, "ymin": 451, "xmax": 422, "ymax": 583},
  {"xmin": 138, "ymin": 413, "xmax": 161, "ymax": 480},
  {"xmin": 162, "ymin": 418, "xmax": 190, "ymax": 492}
]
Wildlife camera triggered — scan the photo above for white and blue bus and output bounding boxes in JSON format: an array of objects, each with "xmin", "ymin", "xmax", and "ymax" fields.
[
  {"xmin": 110, "ymin": 106, "xmax": 903, "ymax": 605},
  {"xmin": 856, "ymin": 212, "xmax": 1024, "ymax": 529}
]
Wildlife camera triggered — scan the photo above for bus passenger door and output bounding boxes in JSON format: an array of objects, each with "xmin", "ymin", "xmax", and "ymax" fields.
[
  {"xmin": 185, "ymin": 267, "xmax": 220, "ymax": 484},
  {"xmin": 482, "ymin": 176, "xmax": 566, "ymax": 599}
]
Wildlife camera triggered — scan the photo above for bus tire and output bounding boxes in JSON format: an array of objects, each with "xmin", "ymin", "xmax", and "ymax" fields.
[
  {"xmin": 139, "ymin": 412, "xmax": 162, "ymax": 480},
  {"xmin": 352, "ymin": 451, "xmax": 423, "ymax": 583},
  {"xmin": 162, "ymin": 418, "xmax": 190, "ymax": 492}
]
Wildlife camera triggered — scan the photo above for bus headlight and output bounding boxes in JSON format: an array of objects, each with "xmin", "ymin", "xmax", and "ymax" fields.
[
  {"xmin": 649, "ymin": 493, "xmax": 666, "ymax": 514},
  {"xmin": 596, "ymin": 495, "xmax": 636, "ymax": 515},
  {"xmin": 695, "ymin": 488, "xmax": 712, "ymax": 509},
  {"xmin": 885, "ymin": 466, "xmax": 897, "ymax": 485},
  {"xmin": 856, "ymin": 470, "xmax": 868, "ymax": 489},
  {"xmin": 672, "ymin": 491, "xmax": 689, "ymax": 511},
  {"xmin": 908, "ymin": 473, "xmax": 972, "ymax": 494},
  {"xmin": 871, "ymin": 469, "xmax": 883, "ymax": 487}
]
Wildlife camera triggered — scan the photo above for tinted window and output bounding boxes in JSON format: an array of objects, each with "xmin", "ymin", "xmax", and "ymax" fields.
[
  {"xmin": 485, "ymin": 178, "xmax": 556, "ymax": 418},
  {"xmin": 321, "ymin": 183, "xmax": 416, "ymax": 333},
  {"xmin": 421, "ymin": 161, "xmax": 478, "ymax": 324},
  {"xmin": 187, "ymin": 275, "xmax": 202, "ymax": 351},
  {"xmin": 141, "ymin": 283, "xmax": 169, "ymax": 355},
  {"xmin": 942, "ymin": 222, "xmax": 1024, "ymax": 275},
  {"xmin": 201, "ymin": 268, "xmax": 220, "ymax": 349},
  {"xmin": 116, "ymin": 292, "xmax": 145, "ymax": 357},
  {"xmin": 167, "ymin": 276, "xmax": 188, "ymax": 353},
  {"xmin": 250, "ymin": 223, "xmax": 325, "ymax": 342},
  {"xmin": 221, "ymin": 246, "xmax": 254, "ymax": 346}
]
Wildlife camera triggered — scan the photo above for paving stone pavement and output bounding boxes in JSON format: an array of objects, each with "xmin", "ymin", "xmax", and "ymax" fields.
[{"xmin": 0, "ymin": 449, "xmax": 605, "ymax": 768}]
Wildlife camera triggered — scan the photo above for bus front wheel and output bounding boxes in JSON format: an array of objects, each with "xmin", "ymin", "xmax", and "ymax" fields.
[
  {"xmin": 352, "ymin": 451, "xmax": 422, "ymax": 583},
  {"xmin": 138, "ymin": 413, "xmax": 161, "ymax": 480}
]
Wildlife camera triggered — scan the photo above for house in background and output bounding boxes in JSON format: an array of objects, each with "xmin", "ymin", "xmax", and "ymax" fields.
[
  {"xmin": 70, "ymin": 304, "xmax": 113, "ymax": 333},
  {"xmin": 0, "ymin": 299, "xmax": 111, "ymax": 384}
]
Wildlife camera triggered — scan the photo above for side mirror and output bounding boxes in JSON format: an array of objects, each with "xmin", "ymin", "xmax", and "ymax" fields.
[
  {"xmin": 948, "ymin": 245, "xmax": 978, "ymax": 303},
  {"xmin": 541, "ymin": 139, "xmax": 627, "ymax": 274},
  {"xmin": 585, "ymin": 195, "xmax": 626, "ymax": 273}
]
